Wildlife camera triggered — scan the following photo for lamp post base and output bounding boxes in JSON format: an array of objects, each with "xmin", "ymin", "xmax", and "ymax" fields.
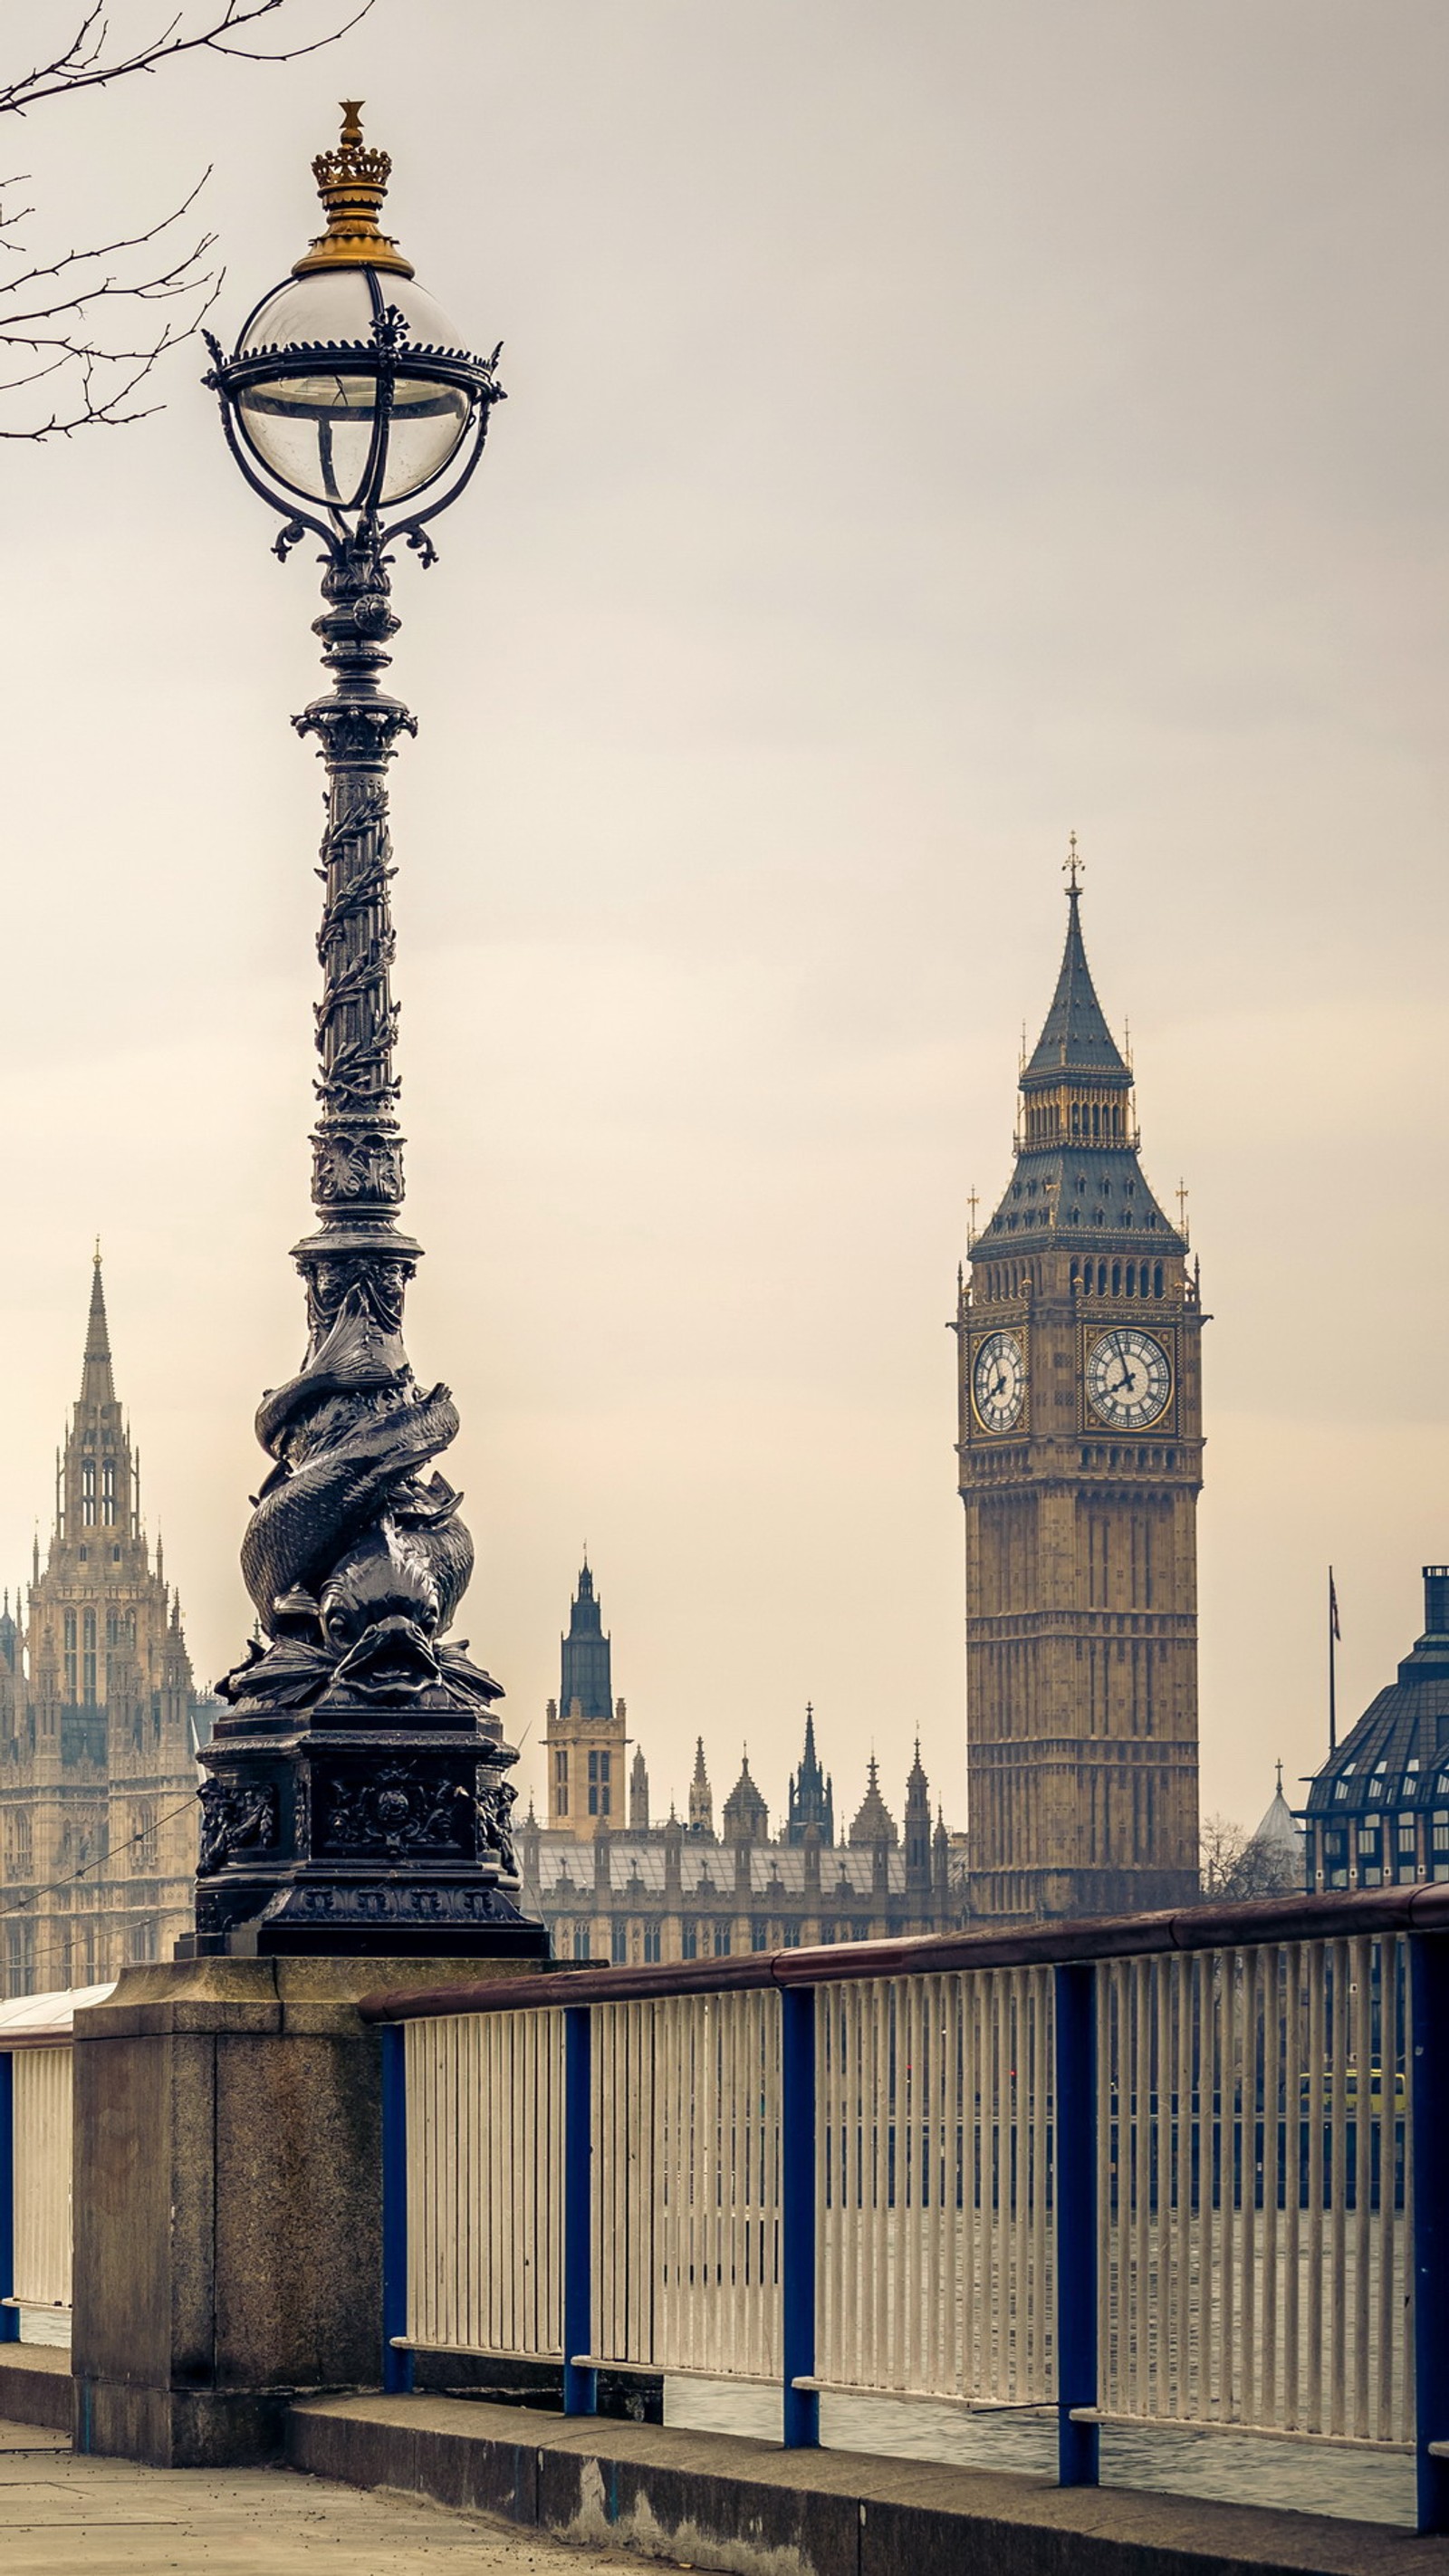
[{"xmin": 178, "ymin": 1909, "xmax": 550, "ymax": 1960}]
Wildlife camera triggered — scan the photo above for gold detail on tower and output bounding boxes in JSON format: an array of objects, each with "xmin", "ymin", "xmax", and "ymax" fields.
[{"xmin": 293, "ymin": 101, "xmax": 416, "ymax": 280}]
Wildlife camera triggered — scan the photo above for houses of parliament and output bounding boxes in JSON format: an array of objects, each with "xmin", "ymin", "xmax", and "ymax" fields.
[
  {"xmin": 0, "ymin": 860, "xmax": 1275, "ymax": 1986},
  {"xmin": 0, "ymin": 1259, "xmax": 211, "ymax": 1995}
]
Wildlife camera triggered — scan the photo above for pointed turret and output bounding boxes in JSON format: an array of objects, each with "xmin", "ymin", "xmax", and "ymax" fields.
[
  {"xmin": 723, "ymin": 1749, "xmax": 769, "ymax": 1848},
  {"xmin": 560, "ymin": 1557, "xmax": 612, "ymax": 1721},
  {"xmin": 544, "ymin": 1556, "xmax": 626, "ymax": 1841},
  {"xmin": 973, "ymin": 877, "xmax": 1184, "ymax": 1259},
  {"xmin": 80, "ymin": 1248, "xmax": 117, "ymax": 1408},
  {"xmin": 848, "ymin": 1754, "xmax": 898, "ymax": 1848},
  {"xmin": 904, "ymin": 1739, "xmax": 931, "ymax": 1883},
  {"xmin": 786, "ymin": 1700, "xmax": 834, "ymax": 1845},
  {"xmin": 687, "ymin": 1735, "xmax": 714, "ymax": 1838},
  {"xmin": 1022, "ymin": 884, "xmax": 1131, "ymax": 1085},
  {"xmin": 629, "ymin": 1745, "xmax": 649, "ymax": 1830}
]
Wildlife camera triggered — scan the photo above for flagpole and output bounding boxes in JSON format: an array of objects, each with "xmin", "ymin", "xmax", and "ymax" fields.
[{"xmin": 1328, "ymin": 1565, "xmax": 1338, "ymax": 1754}]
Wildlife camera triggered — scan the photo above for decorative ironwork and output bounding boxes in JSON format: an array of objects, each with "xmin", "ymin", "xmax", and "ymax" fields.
[{"xmin": 183, "ymin": 112, "xmax": 544, "ymax": 1960}]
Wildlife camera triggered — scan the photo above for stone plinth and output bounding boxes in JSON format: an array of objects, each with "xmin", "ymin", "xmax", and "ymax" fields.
[{"xmin": 71, "ymin": 1953, "xmax": 539, "ymax": 2467}]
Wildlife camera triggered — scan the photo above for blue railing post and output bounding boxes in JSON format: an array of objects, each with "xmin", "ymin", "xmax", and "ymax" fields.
[
  {"xmin": 781, "ymin": 1983, "xmax": 819, "ymax": 2448},
  {"xmin": 1053, "ymin": 1960, "xmax": 1099, "ymax": 2486},
  {"xmin": 0, "ymin": 2052, "xmax": 16, "ymax": 2343},
  {"xmin": 562, "ymin": 2004, "xmax": 598, "ymax": 2416},
  {"xmin": 380, "ymin": 2021, "xmax": 414, "ymax": 2394},
  {"xmin": 1412, "ymin": 1934, "xmax": 1449, "ymax": 2533}
]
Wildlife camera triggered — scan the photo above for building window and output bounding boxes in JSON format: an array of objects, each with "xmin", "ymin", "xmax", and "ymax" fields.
[
  {"xmin": 751, "ymin": 1918, "xmax": 769, "ymax": 1952},
  {"xmin": 680, "ymin": 1920, "xmax": 697, "ymax": 1960},
  {"xmin": 611, "ymin": 1921, "xmax": 629, "ymax": 1965},
  {"xmin": 553, "ymin": 1748, "xmax": 569, "ymax": 1817},
  {"xmin": 588, "ymin": 1749, "xmax": 611, "ymax": 1818},
  {"xmin": 1433, "ymin": 1812, "xmax": 1449, "ymax": 1854},
  {"xmin": 643, "ymin": 1921, "xmax": 662, "ymax": 1963},
  {"xmin": 102, "ymin": 1458, "xmax": 116, "ymax": 1524},
  {"xmin": 851, "ymin": 1919, "xmax": 872, "ymax": 1943},
  {"xmin": 133, "ymin": 1803, "xmax": 158, "ymax": 1870},
  {"xmin": 64, "ymin": 1609, "xmax": 77, "ymax": 1699},
  {"xmin": 82, "ymin": 1457, "xmax": 96, "ymax": 1525},
  {"xmin": 3, "ymin": 1811, "xmax": 31, "ymax": 1878},
  {"xmin": 1399, "ymin": 1820, "xmax": 1417, "ymax": 1854},
  {"xmin": 713, "ymin": 1923, "xmax": 731, "ymax": 1957},
  {"xmin": 82, "ymin": 1608, "xmax": 97, "ymax": 1705},
  {"xmin": 782, "ymin": 1922, "xmax": 801, "ymax": 1948},
  {"xmin": 571, "ymin": 1927, "xmax": 590, "ymax": 1962}
]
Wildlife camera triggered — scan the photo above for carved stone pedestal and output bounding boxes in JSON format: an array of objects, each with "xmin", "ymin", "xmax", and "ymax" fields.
[
  {"xmin": 71, "ymin": 1954, "xmax": 537, "ymax": 2466},
  {"xmin": 180, "ymin": 1693, "xmax": 548, "ymax": 1958}
]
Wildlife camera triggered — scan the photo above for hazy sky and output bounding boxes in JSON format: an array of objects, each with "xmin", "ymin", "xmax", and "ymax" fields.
[{"xmin": 1, "ymin": 1, "xmax": 1445, "ymax": 1841}]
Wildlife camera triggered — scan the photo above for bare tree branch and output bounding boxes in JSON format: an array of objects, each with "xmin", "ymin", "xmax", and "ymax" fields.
[
  {"xmin": 0, "ymin": 3, "xmax": 375, "ymax": 439},
  {"xmin": 1, "ymin": 1, "xmax": 375, "ymax": 116}
]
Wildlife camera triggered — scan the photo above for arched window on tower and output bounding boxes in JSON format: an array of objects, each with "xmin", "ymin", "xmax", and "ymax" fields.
[
  {"xmin": 1154, "ymin": 1262, "xmax": 1164, "ymax": 1297},
  {"xmin": 82, "ymin": 1608, "xmax": 97, "ymax": 1706},
  {"xmin": 102, "ymin": 1459, "xmax": 116, "ymax": 1523},
  {"xmin": 63, "ymin": 1610, "xmax": 77, "ymax": 1699},
  {"xmin": 82, "ymin": 1458, "xmax": 96, "ymax": 1526}
]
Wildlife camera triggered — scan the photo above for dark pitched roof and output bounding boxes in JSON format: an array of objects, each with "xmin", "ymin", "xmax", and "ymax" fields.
[
  {"xmin": 1022, "ymin": 890, "xmax": 1130, "ymax": 1088},
  {"xmin": 973, "ymin": 1145, "xmax": 1184, "ymax": 1257}
]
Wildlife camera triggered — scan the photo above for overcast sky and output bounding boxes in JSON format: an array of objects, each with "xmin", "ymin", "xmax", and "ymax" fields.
[{"xmin": 0, "ymin": 1, "xmax": 1445, "ymax": 1840}]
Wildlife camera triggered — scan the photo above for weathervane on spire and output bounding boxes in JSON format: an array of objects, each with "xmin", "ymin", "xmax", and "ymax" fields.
[{"xmin": 1064, "ymin": 830, "xmax": 1083, "ymax": 895}]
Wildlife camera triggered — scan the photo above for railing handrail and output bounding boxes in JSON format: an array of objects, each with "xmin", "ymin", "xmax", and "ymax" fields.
[{"xmin": 360, "ymin": 1877, "xmax": 1449, "ymax": 2023}]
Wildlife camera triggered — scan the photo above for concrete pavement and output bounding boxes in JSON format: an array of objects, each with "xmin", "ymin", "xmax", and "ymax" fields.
[{"xmin": 0, "ymin": 2417, "xmax": 671, "ymax": 2575}]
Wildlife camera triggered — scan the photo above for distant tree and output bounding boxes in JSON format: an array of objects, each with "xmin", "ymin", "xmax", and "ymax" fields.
[
  {"xmin": 1200, "ymin": 1811, "xmax": 1300, "ymax": 1903},
  {"xmin": 0, "ymin": 0, "xmax": 371, "ymax": 438}
]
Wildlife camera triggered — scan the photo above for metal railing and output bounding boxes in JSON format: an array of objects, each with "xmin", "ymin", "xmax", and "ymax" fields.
[
  {"xmin": 0, "ymin": 1982, "xmax": 111, "ymax": 2336},
  {"xmin": 363, "ymin": 1883, "xmax": 1449, "ymax": 2537}
]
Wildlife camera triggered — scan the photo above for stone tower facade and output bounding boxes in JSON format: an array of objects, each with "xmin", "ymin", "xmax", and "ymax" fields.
[
  {"xmin": 955, "ymin": 882, "xmax": 1203, "ymax": 1921},
  {"xmin": 544, "ymin": 1561, "xmax": 627, "ymax": 1841},
  {"xmin": 0, "ymin": 1259, "xmax": 206, "ymax": 1993}
]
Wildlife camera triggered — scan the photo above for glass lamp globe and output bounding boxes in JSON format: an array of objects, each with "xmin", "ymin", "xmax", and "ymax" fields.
[
  {"xmin": 235, "ymin": 272, "xmax": 472, "ymax": 510},
  {"xmin": 229, "ymin": 104, "xmax": 478, "ymax": 514}
]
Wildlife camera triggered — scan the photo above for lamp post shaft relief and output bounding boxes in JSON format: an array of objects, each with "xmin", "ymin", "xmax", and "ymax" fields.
[{"xmin": 182, "ymin": 106, "xmax": 546, "ymax": 1958}]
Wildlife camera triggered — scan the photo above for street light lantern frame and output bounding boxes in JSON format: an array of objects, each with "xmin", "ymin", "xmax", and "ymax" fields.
[
  {"xmin": 205, "ymin": 278, "xmax": 505, "ymax": 569},
  {"xmin": 182, "ymin": 104, "xmax": 547, "ymax": 1963}
]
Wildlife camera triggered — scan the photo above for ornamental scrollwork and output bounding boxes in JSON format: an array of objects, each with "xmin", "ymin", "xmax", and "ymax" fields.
[{"xmin": 197, "ymin": 1777, "xmax": 279, "ymax": 1873}]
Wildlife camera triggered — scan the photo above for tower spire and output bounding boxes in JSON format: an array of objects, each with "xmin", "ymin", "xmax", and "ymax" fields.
[
  {"xmin": 81, "ymin": 1246, "xmax": 116, "ymax": 1407},
  {"xmin": 1022, "ymin": 864, "xmax": 1129, "ymax": 1084}
]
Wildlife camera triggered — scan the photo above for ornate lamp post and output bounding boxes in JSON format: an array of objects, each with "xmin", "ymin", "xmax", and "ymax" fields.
[{"xmin": 184, "ymin": 105, "xmax": 546, "ymax": 1957}]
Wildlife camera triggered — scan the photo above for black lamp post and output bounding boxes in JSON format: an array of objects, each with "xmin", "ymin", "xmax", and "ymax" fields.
[{"xmin": 182, "ymin": 105, "xmax": 547, "ymax": 1957}]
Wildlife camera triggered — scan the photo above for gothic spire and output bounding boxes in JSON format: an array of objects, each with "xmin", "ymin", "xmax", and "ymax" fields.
[
  {"xmin": 81, "ymin": 1247, "xmax": 117, "ymax": 1408},
  {"xmin": 687, "ymin": 1735, "xmax": 714, "ymax": 1837},
  {"xmin": 560, "ymin": 1557, "xmax": 612, "ymax": 1720},
  {"xmin": 786, "ymin": 1699, "xmax": 835, "ymax": 1846},
  {"xmin": 1022, "ymin": 879, "xmax": 1130, "ymax": 1089}
]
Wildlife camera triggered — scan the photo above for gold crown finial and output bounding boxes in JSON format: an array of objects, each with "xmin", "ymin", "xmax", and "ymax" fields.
[
  {"xmin": 1064, "ymin": 830, "xmax": 1082, "ymax": 894},
  {"xmin": 292, "ymin": 98, "xmax": 414, "ymax": 280}
]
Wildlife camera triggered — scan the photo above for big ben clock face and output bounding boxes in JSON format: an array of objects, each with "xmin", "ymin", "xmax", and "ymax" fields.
[
  {"xmin": 972, "ymin": 1330, "xmax": 1026, "ymax": 1432},
  {"xmin": 1085, "ymin": 1327, "xmax": 1172, "ymax": 1429}
]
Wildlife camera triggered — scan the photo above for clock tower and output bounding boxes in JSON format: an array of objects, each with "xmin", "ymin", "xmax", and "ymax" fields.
[{"xmin": 956, "ymin": 868, "xmax": 1203, "ymax": 1921}]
